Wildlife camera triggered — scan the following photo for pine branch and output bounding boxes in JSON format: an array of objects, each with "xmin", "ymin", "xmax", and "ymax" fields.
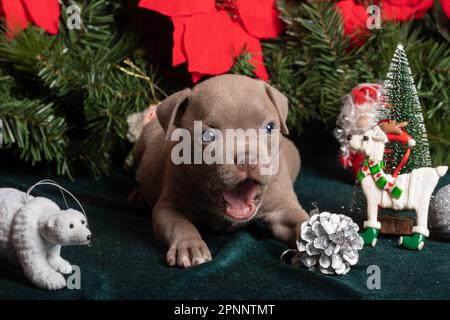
[
  {"xmin": 0, "ymin": 27, "xmax": 51, "ymax": 73},
  {"xmin": 81, "ymin": 57, "xmax": 162, "ymax": 177},
  {"xmin": 267, "ymin": 1, "xmax": 450, "ymax": 165},
  {"xmin": 229, "ymin": 51, "xmax": 256, "ymax": 78},
  {"xmin": 0, "ymin": 0, "xmax": 164, "ymax": 178},
  {"xmin": 269, "ymin": 1, "xmax": 360, "ymax": 133},
  {"xmin": 0, "ymin": 74, "xmax": 71, "ymax": 176}
]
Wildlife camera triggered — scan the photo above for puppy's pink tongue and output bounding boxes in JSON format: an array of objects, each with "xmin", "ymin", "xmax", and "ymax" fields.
[{"xmin": 222, "ymin": 179, "xmax": 257, "ymax": 221}]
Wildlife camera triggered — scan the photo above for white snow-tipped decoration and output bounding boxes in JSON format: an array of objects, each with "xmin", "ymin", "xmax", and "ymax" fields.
[
  {"xmin": 380, "ymin": 43, "xmax": 432, "ymax": 172},
  {"xmin": 284, "ymin": 209, "xmax": 364, "ymax": 275}
]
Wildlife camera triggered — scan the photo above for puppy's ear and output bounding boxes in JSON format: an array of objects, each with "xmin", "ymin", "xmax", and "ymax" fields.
[
  {"xmin": 372, "ymin": 126, "xmax": 388, "ymax": 143},
  {"xmin": 263, "ymin": 82, "xmax": 289, "ymax": 135},
  {"xmin": 156, "ymin": 88, "xmax": 191, "ymax": 140}
]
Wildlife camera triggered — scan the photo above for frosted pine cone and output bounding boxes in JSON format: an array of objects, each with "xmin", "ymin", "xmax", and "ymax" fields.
[{"xmin": 291, "ymin": 211, "xmax": 364, "ymax": 275}]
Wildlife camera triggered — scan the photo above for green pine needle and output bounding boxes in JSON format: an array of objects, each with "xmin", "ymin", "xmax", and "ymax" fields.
[{"xmin": 0, "ymin": 0, "xmax": 164, "ymax": 178}]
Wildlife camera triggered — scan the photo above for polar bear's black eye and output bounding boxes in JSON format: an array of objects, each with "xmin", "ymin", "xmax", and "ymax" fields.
[
  {"xmin": 363, "ymin": 136, "xmax": 369, "ymax": 141},
  {"xmin": 81, "ymin": 220, "xmax": 85, "ymax": 225},
  {"xmin": 69, "ymin": 224, "xmax": 74, "ymax": 229}
]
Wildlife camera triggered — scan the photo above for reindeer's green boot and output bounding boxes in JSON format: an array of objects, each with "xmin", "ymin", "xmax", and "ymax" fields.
[
  {"xmin": 399, "ymin": 233, "xmax": 426, "ymax": 250},
  {"xmin": 360, "ymin": 227, "xmax": 379, "ymax": 247}
]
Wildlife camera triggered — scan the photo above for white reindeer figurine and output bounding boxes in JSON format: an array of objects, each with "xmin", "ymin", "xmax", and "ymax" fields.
[{"xmin": 347, "ymin": 125, "xmax": 448, "ymax": 250}]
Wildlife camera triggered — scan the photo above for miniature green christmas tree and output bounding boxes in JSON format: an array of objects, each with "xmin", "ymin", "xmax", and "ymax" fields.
[{"xmin": 381, "ymin": 44, "xmax": 432, "ymax": 174}]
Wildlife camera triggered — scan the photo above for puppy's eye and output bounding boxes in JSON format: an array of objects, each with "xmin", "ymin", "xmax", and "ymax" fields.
[
  {"xmin": 81, "ymin": 220, "xmax": 85, "ymax": 225},
  {"xmin": 202, "ymin": 129, "xmax": 216, "ymax": 142},
  {"xmin": 69, "ymin": 224, "xmax": 74, "ymax": 229},
  {"xmin": 265, "ymin": 122, "xmax": 275, "ymax": 134},
  {"xmin": 363, "ymin": 136, "xmax": 369, "ymax": 141}
]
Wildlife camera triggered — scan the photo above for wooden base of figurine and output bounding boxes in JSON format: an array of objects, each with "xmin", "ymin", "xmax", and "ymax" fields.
[{"xmin": 379, "ymin": 215, "xmax": 414, "ymax": 235}]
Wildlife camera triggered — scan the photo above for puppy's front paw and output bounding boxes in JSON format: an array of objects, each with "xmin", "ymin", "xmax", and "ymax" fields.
[{"xmin": 166, "ymin": 239, "xmax": 212, "ymax": 268}]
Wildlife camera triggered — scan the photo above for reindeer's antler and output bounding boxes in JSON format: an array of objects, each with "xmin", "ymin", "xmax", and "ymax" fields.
[{"xmin": 379, "ymin": 120, "xmax": 408, "ymax": 135}]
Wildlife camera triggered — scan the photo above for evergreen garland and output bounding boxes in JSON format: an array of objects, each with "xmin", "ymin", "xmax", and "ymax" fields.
[
  {"xmin": 263, "ymin": 0, "xmax": 450, "ymax": 166},
  {"xmin": 0, "ymin": 72, "xmax": 70, "ymax": 174},
  {"xmin": 0, "ymin": 0, "xmax": 163, "ymax": 178}
]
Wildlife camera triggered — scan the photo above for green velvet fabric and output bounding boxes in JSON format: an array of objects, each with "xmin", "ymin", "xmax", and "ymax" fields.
[{"xmin": 0, "ymin": 136, "xmax": 449, "ymax": 300}]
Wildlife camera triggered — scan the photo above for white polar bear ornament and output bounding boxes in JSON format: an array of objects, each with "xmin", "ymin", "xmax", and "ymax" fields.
[{"xmin": 0, "ymin": 187, "xmax": 92, "ymax": 290}]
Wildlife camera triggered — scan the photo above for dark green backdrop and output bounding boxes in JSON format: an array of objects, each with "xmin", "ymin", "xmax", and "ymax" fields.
[{"xmin": 0, "ymin": 132, "xmax": 449, "ymax": 299}]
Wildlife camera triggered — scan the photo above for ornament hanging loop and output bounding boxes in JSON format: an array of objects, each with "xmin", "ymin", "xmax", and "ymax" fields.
[{"xmin": 26, "ymin": 180, "xmax": 87, "ymax": 221}]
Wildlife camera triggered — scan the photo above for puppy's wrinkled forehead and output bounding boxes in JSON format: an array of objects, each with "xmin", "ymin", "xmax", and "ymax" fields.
[
  {"xmin": 187, "ymin": 75, "xmax": 276, "ymax": 129},
  {"xmin": 156, "ymin": 74, "xmax": 289, "ymax": 137}
]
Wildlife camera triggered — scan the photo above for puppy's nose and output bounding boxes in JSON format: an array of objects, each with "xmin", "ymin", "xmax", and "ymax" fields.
[
  {"xmin": 235, "ymin": 153, "xmax": 258, "ymax": 172},
  {"xmin": 236, "ymin": 163, "xmax": 257, "ymax": 172},
  {"xmin": 87, "ymin": 234, "xmax": 92, "ymax": 241},
  {"xmin": 346, "ymin": 134, "xmax": 352, "ymax": 141}
]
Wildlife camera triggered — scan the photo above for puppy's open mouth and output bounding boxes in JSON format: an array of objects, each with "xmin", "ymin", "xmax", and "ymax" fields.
[{"xmin": 222, "ymin": 179, "xmax": 258, "ymax": 222}]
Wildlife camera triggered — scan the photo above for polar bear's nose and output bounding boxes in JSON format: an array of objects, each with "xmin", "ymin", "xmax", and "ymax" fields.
[{"xmin": 87, "ymin": 234, "xmax": 92, "ymax": 241}]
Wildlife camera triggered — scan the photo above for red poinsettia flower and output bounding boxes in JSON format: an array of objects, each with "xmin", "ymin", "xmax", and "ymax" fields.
[
  {"xmin": 336, "ymin": 0, "xmax": 450, "ymax": 45},
  {"xmin": 336, "ymin": 0, "xmax": 372, "ymax": 46},
  {"xmin": 382, "ymin": 0, "xmax": 434, "ymax": 21},
  {"xmin": 0, "ymin": 0, "xmax": 60, "ymax": 38},
  {"xmin": 138, "ymin": 0, "xmax": 283, "ymax": 82},
  {"xmin": 442, "ymin": 0, "xmax": 450, "ymax": 17}
]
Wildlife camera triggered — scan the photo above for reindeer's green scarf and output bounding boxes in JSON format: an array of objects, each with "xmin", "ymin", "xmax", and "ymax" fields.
[{"xmin": 357, "ymin": 158, "xmax": 403, "ymax": 199}]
